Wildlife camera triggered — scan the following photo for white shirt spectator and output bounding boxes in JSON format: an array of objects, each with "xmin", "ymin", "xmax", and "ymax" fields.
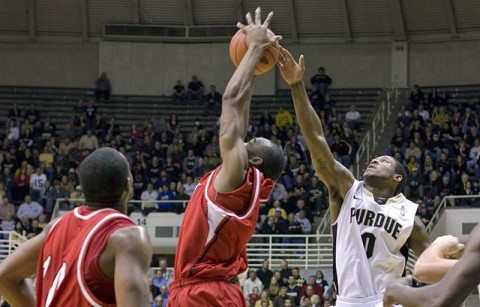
[
  {"xmin": 141, "ymin": 189, "xmax": 158, "ymax": 209},
  {"xmin": 295, "ymin": 214, "xmax": 312, "ymax": 234},
  {"xmin": 183, "ymin": 182, "xmax": 197, "ymax": 197},
  {"xmin": 469, "ymin": 144, "xmax": 480, "ymax": 161},
  {"xmin": 243, "ymin": 275, "xmax": 263, "ymax": 297},
  {"xmin": 419, "ymin": 109, "xmax": 430, "ymax": 122},
  {"xmin": 345, "ymin": 110, "xmax": 361, "ymax": 122},
  {"xmin": 17, "ymin": 199, "xmax": 43, "ymax": 220},
  {"xmin": 30, "ymin": 172, "xmax": 47, "ymax": 193},
  {"xmin": 7, "ymin": 126, "xmax": 19, "ymax": 141}
]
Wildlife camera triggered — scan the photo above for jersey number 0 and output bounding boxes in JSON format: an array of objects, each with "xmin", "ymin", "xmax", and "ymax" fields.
[{"xmin": 361, "ymin": 232, "xmax": 376, "ymax": 259}]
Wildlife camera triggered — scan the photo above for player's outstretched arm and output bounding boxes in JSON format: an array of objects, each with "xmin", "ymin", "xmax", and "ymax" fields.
[
  {"xmin": 413, "ymin": 235, "xmax": 464, "ymax": 284},
  {"xmin": 384, "ymin": 224, "xmax": 480, "ymax": 307},
  {"xmin": 215, "ymin": 8, "xmax": 280, "ymax": 192},
  {"xmin": 277, "ymin": 47, "xmax": 354, "ymax": 220},
  {"xmin": 0, "ymin": 231, "xmax": 45, "ymax": 307},
  {"xmin": 107, "ymin": 226, "xmax": 152, "ymax": 307}
]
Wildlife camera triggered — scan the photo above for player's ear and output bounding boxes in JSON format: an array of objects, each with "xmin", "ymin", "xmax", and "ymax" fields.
[
  {"xmin": 393, "ymin": 173, "xmax": 402, "ymax": 183},
  {"xmin": 249, "ymin": 157, "xmax": 263, "ymax": 166}
]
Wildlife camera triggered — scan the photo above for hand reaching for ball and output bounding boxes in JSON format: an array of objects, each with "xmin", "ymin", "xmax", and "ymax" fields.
[{"xmin": 237, "ymin": 7, "xmax": 282, "ymax": 50}]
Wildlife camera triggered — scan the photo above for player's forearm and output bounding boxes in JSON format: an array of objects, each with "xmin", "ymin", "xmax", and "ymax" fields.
[
  {"xmin": 414, "ymin": 250, "xmax": 457, "ymax": 284},
  {"xmin": 0, "ymin": 281, "xmax": 35, "ymax": 307},
  {"xmin": 222, "ymin": 44, "xmax": 263, "ymax": 136},
  {"xmin": 290, "ymin": 82, "xmax": 326, "ymax": 140}
]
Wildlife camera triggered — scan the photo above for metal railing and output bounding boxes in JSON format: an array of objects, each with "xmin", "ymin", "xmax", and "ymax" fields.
[
  {"xmin": 316, "ymin": 212, "xmax": 331, "ymax": 235},
  {"xmin": 246, "ymin": 234, "xmax": 333, "ymax": 270},
  {"xmin": 0, "ymin": 231, "xmax": 28, "ymax": 262},
  {"xmin": 355, "ymin": 84, "xmax": 399, "ymax": 178},
  {"xmin": 355, "ymin": 88, "xmax": 398, "ymax": 178}
]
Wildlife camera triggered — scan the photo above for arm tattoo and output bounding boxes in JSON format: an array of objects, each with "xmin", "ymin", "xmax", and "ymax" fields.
[{"xmin": 316, "ymin": 158, "xmax": 328, "ymax": 171}]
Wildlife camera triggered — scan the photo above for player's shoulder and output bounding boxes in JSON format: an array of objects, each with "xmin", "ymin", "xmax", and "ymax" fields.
[{"xmin": 107, "ymin": 226, "xmax": 151, "ymax": 256}]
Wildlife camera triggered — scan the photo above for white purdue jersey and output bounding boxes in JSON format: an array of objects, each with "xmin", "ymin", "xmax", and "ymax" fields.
[{"xmin": 333, "ymin": 180, "xmax": 417, "ymax": 306}]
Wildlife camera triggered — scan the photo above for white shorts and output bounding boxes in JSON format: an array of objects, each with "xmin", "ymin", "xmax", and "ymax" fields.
[{"xmin": 334, "ymin": 293, "xmax": 384, "ymax": 307}]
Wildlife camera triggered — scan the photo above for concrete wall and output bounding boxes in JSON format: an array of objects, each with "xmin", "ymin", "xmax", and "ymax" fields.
[
  {"xmin": 409, "ymin": 40, "xmax": 480, "ymax": 86},
  {"xmin": 278, "ymin": 43, "xmax": 392, "ymax": 90},
  {"xmin": 0, "ymin": 42, "xmax": 98, "ymax": 88},
  {"xmin": 1, "ymin": 40, "xmax": 479, "ymax": 94},
  {"xmin": 431, "ymin": 208, "xmax": 480, "ymax": 242}
]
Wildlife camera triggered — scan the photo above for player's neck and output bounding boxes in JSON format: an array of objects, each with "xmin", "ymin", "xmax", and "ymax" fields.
[
  {"xmin": 85, "ymin": 202, "xmax": 123, "ymax": 213},
  {"xmin": 363, "ymin": 183, "xmax": 394, "ymax": 199}
]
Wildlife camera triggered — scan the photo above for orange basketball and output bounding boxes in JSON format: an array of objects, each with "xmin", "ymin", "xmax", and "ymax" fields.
[{"xmin": 229, "ymin": 29, "xmax": 280, "ymax": 75}]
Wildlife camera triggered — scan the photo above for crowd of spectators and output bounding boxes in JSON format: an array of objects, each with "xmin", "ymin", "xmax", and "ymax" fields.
[
  {"xmin": 171, "ymin": 76, "xmax": 222, "ymax": 116},
  {"xmin": 146, "ymin": 258, "xmax": 335, "ymax": 307},
  {"xmin": 388, "ymin": 85, "xmax": 480, "ymax": 226}
]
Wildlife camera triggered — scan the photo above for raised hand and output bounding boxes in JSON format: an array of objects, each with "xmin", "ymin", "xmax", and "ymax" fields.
[
  {"xmin": 277, "ymin": 46, "xmax": 305, "ymax": 86},
  {"xmin": 237, "ymin": 7, "xmax": 282, "ymax": 50}
]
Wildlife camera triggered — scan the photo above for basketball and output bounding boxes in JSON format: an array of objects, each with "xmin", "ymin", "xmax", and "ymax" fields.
[{"xmin": 229, "ymin": 29, "xmax": 280, "ymax": 75}]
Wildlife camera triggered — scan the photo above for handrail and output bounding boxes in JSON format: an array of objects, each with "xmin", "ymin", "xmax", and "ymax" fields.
[
  {"xmin": 354, "ymin": 81, "xmax": 398, "ymax": 179},
  {"xmin": 247, "ymin": 234, "xmax": 333, "ymax": 270},
  {"xmin": 316, "ymin": 212, "xmax": 331, "ymax": 236},
  {"xmin": 0, "ymin": 231, "xmax": 28, "ymax": 262}
]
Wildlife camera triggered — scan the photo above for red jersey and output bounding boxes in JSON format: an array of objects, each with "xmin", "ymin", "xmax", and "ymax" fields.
[
  {"xmin": 172, "ymin": 166, "xmax": 274, "ymax": 281},
  {"xmin": 35, "ymin": 206, "xmax": 135, "ymax": 307}
]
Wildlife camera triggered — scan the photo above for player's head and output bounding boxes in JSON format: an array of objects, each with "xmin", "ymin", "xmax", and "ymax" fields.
[
  {"xmin": 245, "ymin": 137, "xmax": 285, "ymax": 181},
  {"xmin": 79, "ymin": 147, "xmax": 132, "ymax": 212},
  {"xmin": 363, "ymin": 155, "xmax": 406, "ymax": 196}
]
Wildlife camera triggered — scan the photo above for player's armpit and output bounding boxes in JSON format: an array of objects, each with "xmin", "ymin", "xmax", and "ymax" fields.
[
  {"xmin": 0, "ymin": 231, "xmax": 45, "ymax": 307},
  {"xmin": 108, "ymin": 226, "xmax": 152, "ymax": 307}
]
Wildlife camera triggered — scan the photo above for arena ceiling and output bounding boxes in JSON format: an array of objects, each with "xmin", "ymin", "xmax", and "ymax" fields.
[{"xmin": 1, "ymin": 0, "xmax": 480, "ymax": 44}]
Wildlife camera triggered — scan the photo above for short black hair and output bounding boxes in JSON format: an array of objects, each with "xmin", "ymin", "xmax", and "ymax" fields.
[
  {"xmin": 250, "ymin": 143, "xmax": 285, "ymax": 182},
  {"xmin": 79, "ymin": 148, "xmax": 130, "ymax": 204},
  {"xmin": 394, "ymin": 160, "xmax": 407, "ymax": 195}
]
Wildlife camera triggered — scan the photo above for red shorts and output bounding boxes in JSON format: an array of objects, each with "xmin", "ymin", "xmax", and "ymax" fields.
[{"xmin": 167, "ymin": 277, "xmax": 245, "ymax": 307}]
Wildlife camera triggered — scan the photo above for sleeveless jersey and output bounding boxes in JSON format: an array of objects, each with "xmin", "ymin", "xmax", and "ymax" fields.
[
  {"xmin": 172, "ymin": 166, "xmax": 274, "ymax": 281},
  {"xmin": 35, "ymin": 206, "xmax": 135, "ymax": 307},
  {"xmin": 332, "ymin": 180, "xmax": 417, "ymax": 302}
]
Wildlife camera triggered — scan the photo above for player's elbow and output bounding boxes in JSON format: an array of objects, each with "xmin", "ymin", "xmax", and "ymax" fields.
[{"xmin": 413, "ymin": 264, "xmax": 437, "ymax": 284}]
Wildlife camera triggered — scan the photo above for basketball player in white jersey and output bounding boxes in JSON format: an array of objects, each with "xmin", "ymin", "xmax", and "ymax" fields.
[
  {"xmin": 277, "ymin": 47, "xmax": 430, "ymax": 307},
  {"xmin": 384, "ymin": 224, "xmax": 480, "ymax": 306}
]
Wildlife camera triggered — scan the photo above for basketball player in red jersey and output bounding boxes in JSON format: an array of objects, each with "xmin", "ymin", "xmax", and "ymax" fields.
[
  {"xmin": 0, "ymin": 147, "xmax": 152, "ymax": 306},
  {"xmin": 168, "ymin": 8, "xmax": 285, "ymax": 307}
]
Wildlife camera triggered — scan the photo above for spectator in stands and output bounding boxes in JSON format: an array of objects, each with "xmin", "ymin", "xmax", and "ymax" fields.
[
  {"xmin": 46, "ymin": 180, "xmax": 69, "ymax": 214},
  {"xmin": 417, "ymin": 203, "xmax": 432, "ymax": 226},
  {"xmin": 243, "ymin": 269, "xmax": 264, "ymax": 298},
  {"xmin": 156, "ymin": 184, "xmax": 174, "ymax": 212},
  {"xmin": 404, "ymin": 167, "xmax": 425, "ymax": 200},
  {"xmin": 330, "ymin": 134, "xmax": 352, "ymax": 168},
  {"xmin": 26, "ymin": 219, "xmax": 42, "ymax": 239},
  {"xmin": 434, "ymin": 175, "xmax": 455, "ymax": 207},
  {"xmin": 186, "ymin": 75, "xmax": 204, "ymax": 103},
  {"xmin": 286, "ymin": 275, "xmax": 302, "ymax": 305},
  {"xmin": 1, "ymin": 212, "xmax": 15, "ymax": 239},
  {"xmin": 78, "ymin": 129, "xmax": 99, "ymax": 151},
  {"xmin": 152, "ymin": 295, "xmax": 163, "ymax": 307},
  {"xmin": 255, "ymin": 290, "xmax": 273, "ymax": 307},
  {"xmin": 140, "ymin": 183, "xmax": 158, "ymax": 215},
  {"xmin": 278, "ymin": 259, "xmax": 292, "ymax": 287},
  {"xmin": 13, "ymin": 166, "xmax": 30, "ymax": 202},
  {"xmin": 310, "ymin": 67, "xmax": 332, "ymax": 100},
  {"xmin": 314, "ymin": 270, "xmax": 329, "ymax": 293},
  {"xmin": 94, "ymin": 72, "xmax": 111, "ymax": 101},
  {"xmin": 30, "ymin": 167, "xmax": 47, "ymax": 202},
  {"xmin": 275, "ymin": 107, "xmax": 294, "ymax": 128},
  {"xmin": 24, "ymin": 103, "xmax": 41, "ymax": 130},
  {"xmin": 172, "ymin": 80, "xmax": 186, "ymax": 103},
  {"xmin": 259, "ymin": 110, "xmax": 275, "ymax": 127},
  {"xmin": 7, "ymin": 102, "xmax": 21, "ymax": 124},
  {"xmin": 0, "ymin": 196, "xmax": 15, "ymax": 221},
  {"xmin": 295, "ymin": 209, "xmax": 312, "ymax": 235},
  {"xmin": 203, "ymin": 85, "xmax": 222, "ymax": 116},
  {"xmin": 152, "ymin": 270, "xmax": 167, "ymax": 299},
  {"xmin": 60, "ymin": 175, "xmax": 74, "ymax": 195},
  {"xmin": 173, "ymin": 185, "xmax": 189, "ymax": 213},
  {"xmin": 249, "ymin": 287, "xmax": 261, "ymax": 306},
  {"xmin": 182, "ymin": 149, "xmax": 201, "ymax": 178},
  {"xmin": 432, "ymin": 106, "xmax": 449, "ymax": 127},
  {"xmin": 69, "ymin": 185, "xmax": 84, "ymax": 207},
  {"xmin": 182, "ymin": 176, "xmax": 197, "ymax": 197},
  {"xmin": 462, "ymin": 106, "xmax": 478, "ymax": 134},
  {"xmin": 292, "ymin": 268, "xmax": 306, "ymax": 287},
  {"xmin": 273, "ymin": 287, "xmax": 290, "ymax": 307},
  {"xmin": 268, "ymin": 276, "xmax": 280, "ymax": 300},
  {"xmin": 284, "ymin": 135, "xmax": 307, "ymax": 162},
  {"xmin": 345, "ymin": 104, "xmax": 362, "ymax": 130},
  {"xmin": 408, "ymin": 84, "xmax": 424, "ymax": 110},
  {"xmin": 17, "ymin": 194, "xmax": 43, "ymax": 220},
  {"xmin": 6, "ymin": 119, "xmax": 19, "ymax": 142},
  {"xmin": 84, "ymin": 100, "xmax": 97, "ymax": 130}
]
